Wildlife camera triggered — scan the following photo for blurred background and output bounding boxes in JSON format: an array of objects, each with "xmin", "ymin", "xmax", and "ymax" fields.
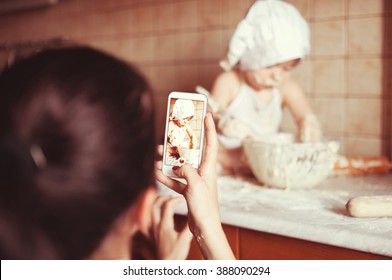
[{"xmin": 0, "ymin": 0, "xmax": 391, "ymax": 158}]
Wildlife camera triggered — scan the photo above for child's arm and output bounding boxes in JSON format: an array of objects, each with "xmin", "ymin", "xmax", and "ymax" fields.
[
  {"xmin": 208, "ymin": 71, "xmax": 253, "ymax": 146},
  {"xmin": 281, "ymin": 77, "xmax": 322, "ymax": 142},
  {"xmin": 210, "ymin": 71, "xmax": 241, "ymax": 109}
]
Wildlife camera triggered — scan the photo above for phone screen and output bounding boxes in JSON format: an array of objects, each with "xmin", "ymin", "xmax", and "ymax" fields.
[{"xmin": 164, "ymin": 97, "xmax": 206, "ymax": 168}]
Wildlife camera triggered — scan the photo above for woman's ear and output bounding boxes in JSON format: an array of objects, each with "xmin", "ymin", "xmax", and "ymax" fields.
[{"xmin": 134, "ymin": 186, "xmax": 157, "ymax": 236}]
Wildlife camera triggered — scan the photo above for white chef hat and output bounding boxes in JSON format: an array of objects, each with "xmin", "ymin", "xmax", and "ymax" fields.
[
  {"xmin": 171, "ymin": 99, "xmax": 195, "ymax": 120},
  {"xmin": 221, "ymin": 0, "xmax": 310, "ymax": 71}
]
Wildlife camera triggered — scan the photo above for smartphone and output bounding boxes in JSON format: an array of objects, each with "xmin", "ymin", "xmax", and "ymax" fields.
[{"xmin": 162, "ymin": 91, "xmax": 208, "ymax": 182}]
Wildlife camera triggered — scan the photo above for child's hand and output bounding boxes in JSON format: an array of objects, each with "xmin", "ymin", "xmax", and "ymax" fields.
[
  {"xmin": 299, "ymin": 114, "xmax": 322, "ymax": 142},
  {"xmin": 219, "ymin": 116, "xmax": 252, "ymax": 141}
]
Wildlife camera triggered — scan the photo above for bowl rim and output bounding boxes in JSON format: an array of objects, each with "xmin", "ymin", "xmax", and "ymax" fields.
[{"xmin": 243, "ymin": 138, "xmax": 341, "ymax": 148}]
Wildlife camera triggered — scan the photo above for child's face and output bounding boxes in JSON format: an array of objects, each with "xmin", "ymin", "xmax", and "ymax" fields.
[
  {"xmin": 244, "ymin": 59, "xmax": 300, "ymax": 91},
  {"xmin": 174, "ymin": 116, "xmax": 192, "ymax": 127}
]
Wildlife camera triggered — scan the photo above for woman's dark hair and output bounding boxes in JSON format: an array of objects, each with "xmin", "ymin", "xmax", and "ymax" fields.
[{"xmin": 0, "ymin": 47, "xmax": 156, "ymax": 259}]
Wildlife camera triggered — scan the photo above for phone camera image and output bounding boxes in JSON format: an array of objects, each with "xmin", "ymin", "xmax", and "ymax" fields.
[{"xmin": 164, "ymin": 96, "xmax": 205, "ymax": 169}]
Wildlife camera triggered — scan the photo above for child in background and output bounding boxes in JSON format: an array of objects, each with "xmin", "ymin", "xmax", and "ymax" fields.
[{"xmin": 208, "ymin": 0, "xmax": 322, "ymax": 175}]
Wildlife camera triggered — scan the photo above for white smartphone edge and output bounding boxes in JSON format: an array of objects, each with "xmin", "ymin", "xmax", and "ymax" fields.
[{"xmin": 161, "ymin": 91, "xmax": 208, "ymax": 183}]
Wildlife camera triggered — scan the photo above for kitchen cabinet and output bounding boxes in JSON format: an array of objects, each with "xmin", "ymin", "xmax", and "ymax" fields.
[{"xmin": 176, "ymin": 217, "xmax": 390, "ymax": 260}]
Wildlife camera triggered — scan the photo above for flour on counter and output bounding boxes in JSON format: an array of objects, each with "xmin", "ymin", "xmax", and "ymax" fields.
[{"xmin": 217, "ymin": 174, "xmax": 392, "ymax": 257}]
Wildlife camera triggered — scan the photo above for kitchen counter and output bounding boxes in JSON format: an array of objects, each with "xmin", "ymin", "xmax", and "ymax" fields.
[{"xmin": 157, "ymin": 174, "xmax": 392, "ymax": 258}]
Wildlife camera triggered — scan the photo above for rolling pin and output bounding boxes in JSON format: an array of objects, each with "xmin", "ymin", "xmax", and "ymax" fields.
[
  {"xmin": 334, "ymin": 156, "xmax": 392, "ymax": 175},
  {"xmin": 346, "ymin": 196, "xmax": 392, "ymax": 218}
]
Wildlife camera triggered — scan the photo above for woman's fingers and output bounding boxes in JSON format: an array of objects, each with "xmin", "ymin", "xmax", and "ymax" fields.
[
  {"xmin": 198, "ymin": 113, "xmax": 218, "ymax": 197},
  {"xmin": 156, "ymin": 169, "xmax": 186, "ymax": 194},
  {"xmin": 152, "ymin": 196, "xmax": 185, "ymax": 231},
  {"xmin": 172, "ymin": 164, "xmax": 203, "ymax": 189},
  {"xmin": 151, "ymin": 196, "xmax": 192, "ymax": 260},
  {"xmin": 151, "ymin": 196, "xmax": 169, "ymax": 229},
  {"xmin": 155, "ymin": 159, "xmax": 162, "ymax": 170},
  {"xmin": 199, "ymin": 113, "xmax": 218, "ymax": 173},
  {"xmin": 202, "ymin": 113, "xmax": 218, "ymax": 166},
  {"xmin": 178, "ymin": 222, "xmax": 193, "ymax": 244},
  {"xmin": 160, "ymin": 197, "xmax": 184, "ymax": 230},
  {"xmin": 157, "ymin": 145, "xmax": 164, "ymax": 157}
]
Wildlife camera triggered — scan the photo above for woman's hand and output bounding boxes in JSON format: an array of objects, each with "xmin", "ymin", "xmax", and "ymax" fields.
[
  {"xmin": 155, "ymin": 113, "xmax": 235, "ymax": 260},
  {"xmin": 151, "ymin": 196, "xmax": 193, "ymax": 260},
  {"xmin": 156, "ymin": 113, "xmax": 219, "ymax": 233}
]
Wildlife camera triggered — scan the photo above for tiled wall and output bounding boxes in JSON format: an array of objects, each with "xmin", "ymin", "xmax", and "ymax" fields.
[
  {"xmin": 0, "ymin": 0, "xmax": 390, "ymax": 157},
  {"xmin": 285, "ymin": 0, "xmax": 391, "ymax": 158}
]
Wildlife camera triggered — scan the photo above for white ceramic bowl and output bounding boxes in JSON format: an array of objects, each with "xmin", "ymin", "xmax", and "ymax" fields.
[{"xmin": 243, "ymin": 134, "xmax": 340, "ymax": 189}]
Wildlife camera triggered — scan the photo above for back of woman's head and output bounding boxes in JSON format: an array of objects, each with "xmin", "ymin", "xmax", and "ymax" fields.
[{"xmin": 0, "ymin": 47, "xmax": 156, "ymax": 259}]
